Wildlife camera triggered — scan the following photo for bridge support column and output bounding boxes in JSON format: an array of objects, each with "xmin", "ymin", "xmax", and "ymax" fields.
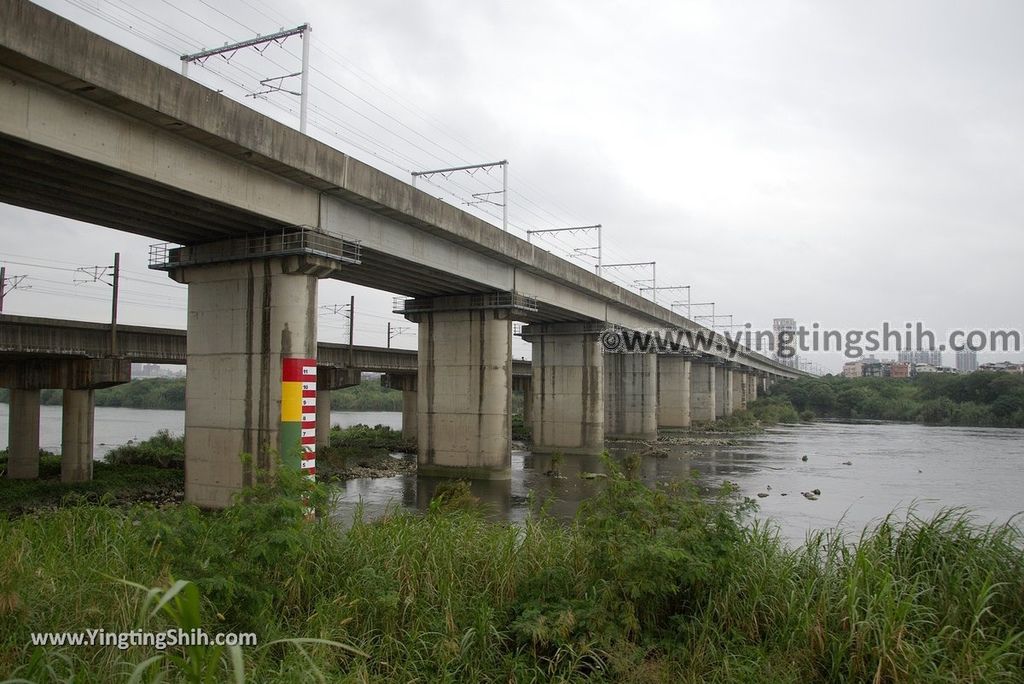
[
  {"xmin": 689, "ymin": 362, "xmax": 716, "ymax": 423},
  {"xmin": 6, "ymin": 388, "xmax": 40, "ymax": 479},
  {"xmin": 521, "ymin": 323, "xmax": 604, "ymax": 454},
  {"xmin": 731, "ymin": 372, "xmax": 746, "ymax": 412},
  {"xmin": 402, "ymin": 295, "xmax": 529, "ymax": 479},
  {"xmin": 749, "ymin": 374, "xmax": 759, "ymax": 403},
  {"xmin": 402, "ymin": 389, "xmax": 418, "ymax": 442},
  {"xmin": 61, "ymin": 389, "xmax": 94, "ymax": 483},
  {"xmin": 714, "ymin": 366, "xmax": 733, "ymax": 418},
  {"xmin": 657, "ymin": 355, "xmax": 691, "ymax": 428},
  {"xmin": 605, "ymin": 352, "xmax": 657, "ymax": 440},
  {"xmin": 316, "ymin": 391, "xmax": 332, "ymax": 450},
  {"xmin": 170, "ymin": 256, "xmax": 326, "ymax": 508}
]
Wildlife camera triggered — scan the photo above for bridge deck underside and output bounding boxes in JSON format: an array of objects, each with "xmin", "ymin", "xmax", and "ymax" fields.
[{"xmin": 0, "ymin": 134, "xmax": 577, "ymax": 322}]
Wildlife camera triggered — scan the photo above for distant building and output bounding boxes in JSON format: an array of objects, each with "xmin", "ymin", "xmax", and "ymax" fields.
[
  {"xmin": 979, "ymin": 361, "xmax": 1024, "ymax": 374},
  {"xmin": 955, "ymin": 350, "xmax": 979, "ymax": 373},
  {"xmin": 842, "ymin": 361, "xmax": 863, "ymax": 378},
  {"xmin": 898, "ymin": 349, "xmax": 943, "ymax": 368},
  {"xmin": 890, "ymin": 362, "xmax": 912, "ymax": 378},
  {"xmin": 772, "ymin": 317, "xmax": 800, "ymax": 369}
]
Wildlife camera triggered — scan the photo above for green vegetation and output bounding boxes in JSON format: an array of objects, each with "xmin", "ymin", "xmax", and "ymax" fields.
[
  {"xmin": 104, "ymin": 430, "xmax": 184, "ymax": 469},
  {"xmin": 3, "ymin": 461, "xmax": 1023, "ymax": 682},
  {"xmin": 0, "ymin": 451, "xmax": 182, "ymax": 515},
  {"xmin": 767, "ymin": 373, "xmax": 1024, "ymax": 427},
  {"xmin": 329, "ymin": 381, "xmax": 403, "ymax": 411}
]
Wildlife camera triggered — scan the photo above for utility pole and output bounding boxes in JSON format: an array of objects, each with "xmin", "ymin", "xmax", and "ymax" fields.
[
  {"xmin": 0, "ymin": 267, "xmax": 29, "ymax": 313},
  {"xmin": 411, "ymin": 160, "xmax": 509, "ymax": 232},
  {"xmin": 110, "ymin": 252, "xmax": 120, "ymax": 355},
  {"xmin": 73, "ymin": 254, "xmax": 120, "ymax": 354},
  {"xmin": 180, "ymin": 23, "xmax": 312, "ymax": 134},
  {"xmin": 348, "ymin": 295, "xmax": 354, "ymax": 366},
  {"xmin": 387, "ymin": 322, "xmax": 409, "ymax": 348}
]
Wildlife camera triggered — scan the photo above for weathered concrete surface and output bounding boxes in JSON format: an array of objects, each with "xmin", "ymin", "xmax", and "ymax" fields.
[
  {"xmin": 605, "ymin": 353, "xmax": 657, "ymax": 440},
  {"xmin": 315, "ymin": 390, "xmax": 332, "ymax": 450},
  {"xmin": 415, "ymin": 308, "xmax": 512, "ymax": 479},
  {"xmin": 523, "ymin": 323, "xmax": 604, "ymax": 454},
  {"xmin": 60, "ymin": 389, "xmax": 94, "ymax": 483},
  {"xmin": 657, "ymin": 355, "xmax": 691, "ymax": 428},
  {"xmin": 402, "ymin": 390, "xmax": 418, "ymax": 442},
  {"xmin": 6, "ymin": 388, "xmax": 40, "ymax": 479},
  {"xmin": 731, "ymin": 372, "xmax": 747, "ymax": 412},
  {"xmin": 173, "ymin": 257, "xmax": 318, "ymax": 509},
  {"xmin": 690, "ymin": 362, "xmax": 716, "ymax": 423},
  {"xmin": 715, "ymin": 367, "xmax": 733, "ymax": 418}
]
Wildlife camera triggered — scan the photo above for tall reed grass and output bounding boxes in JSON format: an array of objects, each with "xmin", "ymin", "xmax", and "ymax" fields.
[{"xmin": 2, "ymin": 464, "xmax": 1021, "ymax": 682}]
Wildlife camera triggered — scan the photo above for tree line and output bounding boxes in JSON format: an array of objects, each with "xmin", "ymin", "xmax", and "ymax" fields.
[{"xmin": 769, "ymin": 372, "xmax": 1024, "ymax": 427}]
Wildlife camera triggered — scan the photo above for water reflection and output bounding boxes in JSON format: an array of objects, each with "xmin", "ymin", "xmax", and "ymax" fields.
[{"xmin": 330, "ymin": 422, "xmax": 1024, "ymax": 546}]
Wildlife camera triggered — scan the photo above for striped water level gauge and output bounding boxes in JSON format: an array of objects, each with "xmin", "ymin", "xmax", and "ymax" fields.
[{"xmin": 281, "ymin": 357, "xmax": 317, "ymax": 480}]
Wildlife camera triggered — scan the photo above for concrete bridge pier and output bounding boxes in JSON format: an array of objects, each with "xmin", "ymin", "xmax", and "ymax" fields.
[
  {"xmin": 402, "ymin": 295, "xmax": 529, "ymax": 479},
  {"xmin": 657, "ymin": 355, "xmax": 691, "ymax": 428},
  {"xmin": 521, "ymin": 323, "xmax": 605, "ymax": 454},
  {"xmin": 60, "ymin": 389, "xmax": 94, "ymax": 482},
  {"xmin": 6, "ymin": 388, "xmax": 41, "ymax": 479},
  {"xmin": 748, "ymin": 374, "xmax": 759, "ymax": 403},
  {"xmin": 731, "ymin": 371, "xmax": 747, "ymax": 413},
  {"xmin": 605, "ymin": 351, "xmax": 658, "ymax": 440},
  {"xmin": 382, "ymin": 373, "xmax": 418, "ymax": 443},
  {"xmin": 689, "ymin": 360, "xmax": 716, "ymax": 423},
  {"xmin": 714, "ymin": 365, "xmax": 733, "ymax": 418},
  {"xmin": 511, "ymin": 375, "xmax": 533, "ymax": 431},
  {"xmin": 2, "ymin": 358, "xmax": 130, "ymax": 481},
  {"xmin": 167, "ymin": 251, "xmax": 339, "ymax": 508}
]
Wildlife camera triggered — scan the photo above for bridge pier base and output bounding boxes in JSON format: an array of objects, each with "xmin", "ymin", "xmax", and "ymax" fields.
[
  {"xmin": 522, "ymin": 323, "xmax": 604, "ymax": 454},
  {"xmin": 404, "ymin": 297, "xmax": 519, "ymax": 479},
  {"xmin": 690, "ymin": 362, "xmax": 716, "ymax": 423},
  {"xmin": 171, "ymin": 257, "xmax": 323, "ymax": 508},
  {"xmin": 6, "ymin": 388, "xmax": 40, "ymax": 479},
  {"xmin": 657, "ymin": 355, "xmax": 691, "ymax": 428},
  {"xmin": 61, "ymin": 389, "xmax": 94, "ymax": 483},
  {"xmin": 605, "ymin": 352, "xmax": 657, "ymax": 440}
]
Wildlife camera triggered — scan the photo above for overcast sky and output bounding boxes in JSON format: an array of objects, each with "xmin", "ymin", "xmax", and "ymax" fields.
[{"xmin": 3, "ymin": 0, "xmax": 1022, "ymax": 371}]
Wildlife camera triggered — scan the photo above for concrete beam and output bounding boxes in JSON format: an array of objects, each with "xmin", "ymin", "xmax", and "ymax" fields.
[{"xmin": 0, "ymin": 357, "xmax": 130, "ymax": 390}]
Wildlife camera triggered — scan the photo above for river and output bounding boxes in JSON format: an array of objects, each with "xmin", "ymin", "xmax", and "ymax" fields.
[{"xmin": 2, "ymin": 405, "xmax": 1021, "ymax": 544}]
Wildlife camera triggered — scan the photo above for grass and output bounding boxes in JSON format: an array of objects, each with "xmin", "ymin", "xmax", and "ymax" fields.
[{"xmin": 1, "ymin": 460, "xmax": 1022, "ymax": 682}]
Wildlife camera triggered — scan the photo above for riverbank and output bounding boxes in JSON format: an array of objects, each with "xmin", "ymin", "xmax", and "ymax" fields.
[
  {"xmin": 2, "ymin": 466, "xmax": 1022, "ymax": 682},
  {"xmin": 0, "ymin": 453, "xmax": 183, "ymax": 515}
]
